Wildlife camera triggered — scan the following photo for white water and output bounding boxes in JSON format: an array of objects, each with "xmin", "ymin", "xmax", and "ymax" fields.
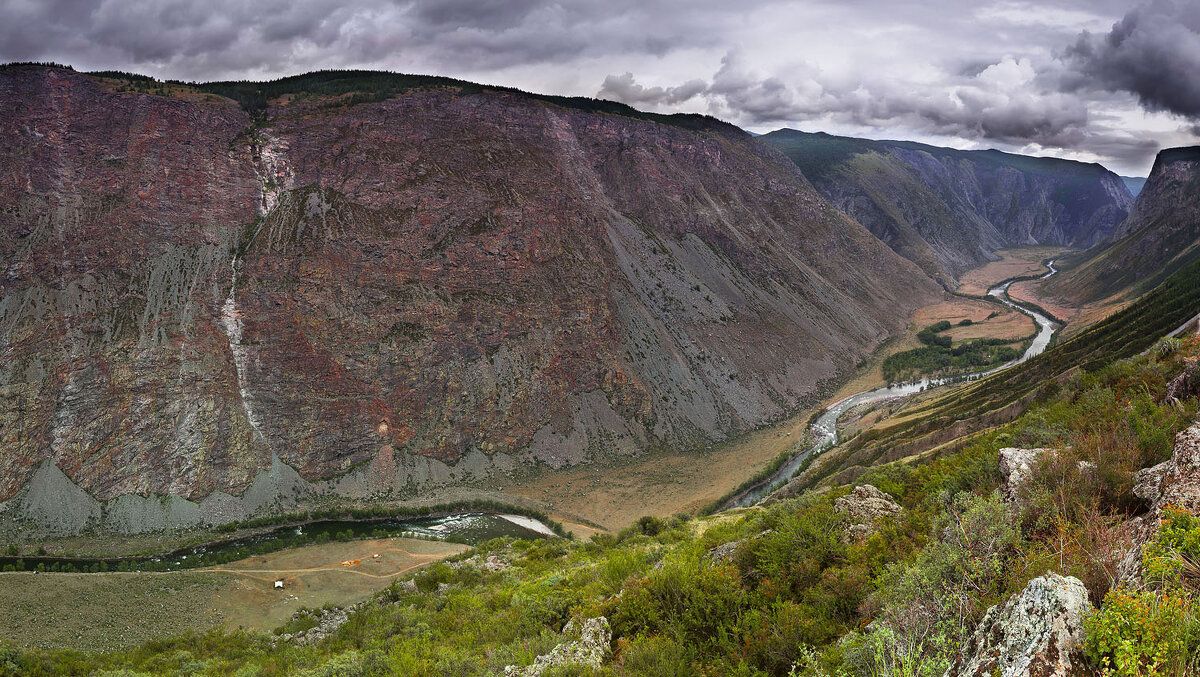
[
  {"xmin": 498, "ymin": 514, "xmax": 557, "ymax": 536},
  {"xmin": 728, "ymin": 260, "xmax": 1060, "ymax": 508}
]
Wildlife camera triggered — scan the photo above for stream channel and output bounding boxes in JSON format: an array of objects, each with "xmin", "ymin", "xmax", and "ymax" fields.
[{"xmin": 726, "ymin": 260, "xmax": 1060, "ymax": 509}]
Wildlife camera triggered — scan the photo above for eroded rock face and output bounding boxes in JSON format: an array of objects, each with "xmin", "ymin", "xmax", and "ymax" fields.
[
  {"xmin": 1, "ymin": 65, "xmax": 940, "ymax": 532},
  {"xmin": 505, "ymin": 616, "xmax": 611, "ymax": 677},
  {"xmin": 1045, "ymin": 146, "xmax": 1200, "ymax": 305},
  {"xmin": 947, "ymin": 573, "xmax": 1090, "ymax": 677},
  {"xmin": 1118, "ymin": 419, "xmax": 1200, "ymax": 584},
  {"xmin": 834, "ymin": 484, "xmax": 902, "ymax": 541}
]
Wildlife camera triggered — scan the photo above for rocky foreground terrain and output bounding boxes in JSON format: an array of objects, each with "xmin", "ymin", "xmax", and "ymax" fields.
[
  {"xmin": 0, "ymin": 65, "xmax": 941, "ymax": 533},
  {"xmin": 761, "ymin": 129, "xmax": 1133, "ymax": 284}
]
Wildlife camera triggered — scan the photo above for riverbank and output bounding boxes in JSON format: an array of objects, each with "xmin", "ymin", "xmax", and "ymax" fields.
[{"xmin": 721, "ymin": 252, "xmax": 1065, "ymax": 509}]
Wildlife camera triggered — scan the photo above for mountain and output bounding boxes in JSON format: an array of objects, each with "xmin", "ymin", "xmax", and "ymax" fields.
[
  {"xmin": 0, "ymin": 65, "xmax": 939, "ymax": 533},
  {"xmin": 1121, "ymin": 175, "xmax": 1147, "ymax": 196},
  {"xmin": 1043, "ymin": 146, "xmax": 1200, "ymax": 304},
  {"xmin": 760, "ymin": 129, "xmax": 1133, "ymax": 284}
]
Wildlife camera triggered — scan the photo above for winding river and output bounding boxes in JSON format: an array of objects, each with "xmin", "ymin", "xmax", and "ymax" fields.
[{"xmin": 726, "ymin": 260, "xmax": 1060, "ymax": 509}]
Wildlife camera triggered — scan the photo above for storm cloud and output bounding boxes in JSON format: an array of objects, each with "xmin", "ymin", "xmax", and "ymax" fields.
[
  {"xmin": 1066, "ymin": 0, "xmax": 1200, "ymax": 117},
  {"xmin": 0, "ymin": 0, "xmax": 1194, "ymax": 174}
]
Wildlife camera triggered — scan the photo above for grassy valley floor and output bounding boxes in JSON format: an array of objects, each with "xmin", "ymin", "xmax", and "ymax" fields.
[{"xmin": 0, "ymin": 537, "xmax": 466, "ymax": 651}]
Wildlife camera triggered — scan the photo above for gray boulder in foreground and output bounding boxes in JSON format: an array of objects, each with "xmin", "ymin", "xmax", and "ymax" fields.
[
  {"xmin": 834, "ymin": 484, "xmax": 903, "ymax": 542},
  {"xmin": 505, "ymin": 616, "xmax": 611, "ymax": 676},
  {"xmin": 946, "ymin": 573, "xmax": 1090, "ymax": 677},
  {"xmin": 998, "ymin": 447, "xmax": 1055, "ymax": 505},
  {"xmin": 1118, "ymin": 418, "xmax": 1200, "ymax": 585}
]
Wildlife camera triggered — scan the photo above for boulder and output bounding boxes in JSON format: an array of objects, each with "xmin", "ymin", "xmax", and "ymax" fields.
[
  {"xmin": 1163, "ymin": 359, "xmax": 1200, "ymax": 404},
  {"xmin": 946, "ymin": 573, "xmax": 1090, "ymax": 677},
  {"xmin": 704, "ymin": 530, "xmax": 776, "ymax": 564},
  {"xmin": 705, "ymin": 540, "xmax": 743, "ymax": 564},
  {"xmin": 285, "ymin": 606, "xmax": 350, "ymax": 646},
  {"xmin": 1118, "ymin": 419, "xmax": 1200, "ymax": 584},
  {"xmin": 998, "ymin": 448, "xmax": 1053, "ymax": 505},
  {"xmin": 834, "ymin": 485, "xmax": 902, "ymax": 542},
  {"xmin": 505, "ymin": 616, "xmax": 611, "ymax": 676},
  {"xmin": 1132, "ymin": 461, "xmax": 1169, "ymax": 503}
]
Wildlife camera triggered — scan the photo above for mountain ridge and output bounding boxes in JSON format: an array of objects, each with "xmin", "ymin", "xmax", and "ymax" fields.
[
  {"xmin": 760, "ymin": 128, "xmax": 1133, "ymax": 283},
  {"xmin": 1041, "ymin": 144, "xmax": 1200, "ymax": 305},
  {"xmin": 0, "ymin": 65, "xmax": 939, "ymax": 533}
]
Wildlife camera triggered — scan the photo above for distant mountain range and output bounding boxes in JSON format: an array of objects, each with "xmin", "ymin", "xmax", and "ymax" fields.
[
  {"xmin": 760, "ymin": 129, "xmax": 1133, "ymax": 285},
  {"xmin": 1121, "ymin": 175, "xmax": 1148, "ymax": 196}
]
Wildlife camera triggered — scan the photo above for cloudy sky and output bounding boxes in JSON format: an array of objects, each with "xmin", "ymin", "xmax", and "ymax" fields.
[{"xmin": 2, "ymin": 0, "xmax": 1198, "ymax": 175}]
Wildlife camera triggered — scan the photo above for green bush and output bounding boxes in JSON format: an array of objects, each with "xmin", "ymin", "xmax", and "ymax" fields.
[
  {"xmin": 1143, "ymin": 507, "xmax": 1200, "ymax": 591},
  {"xmin": 1083, "ymin": 588, "xmax": 1200, "ymax": 676}
]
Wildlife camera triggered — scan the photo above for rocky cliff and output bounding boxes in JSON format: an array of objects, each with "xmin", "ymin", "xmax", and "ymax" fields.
[
  {"xmin": 760, "ymin": 130, "xmax": 1133, "ymax": 284},
  {"xmin": 0, "ymin": 66, "xmax": 939, "ymax": 532},
  {"xmin": 1044, "ymin": 146, "xmax": 1200, "ymax": 305}
]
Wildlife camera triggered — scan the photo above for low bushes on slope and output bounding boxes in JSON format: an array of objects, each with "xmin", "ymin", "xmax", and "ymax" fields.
[{"xmin": 7, "ymin": 345, "xmax": 1200, "ymax": 676}]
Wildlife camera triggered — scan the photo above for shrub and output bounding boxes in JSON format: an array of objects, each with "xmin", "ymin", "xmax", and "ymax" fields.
[
  {"xmin": 1083, "ymin": 588, "xmax": 1200, "ymax": 676},
  {"xmin": 1143, "ymin": 507, "xmax": 1200, "ymax": 591}
]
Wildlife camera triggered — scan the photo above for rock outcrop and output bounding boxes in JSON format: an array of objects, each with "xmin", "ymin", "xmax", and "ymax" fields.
[
  {"xmin": 704, "ymin": 529, "xmax": 776, "ymax": 564},
  {"xmin": 0, "ymin": 65, "xmax": 941, "ymax": 533},
  {"xmin": 505, "ymin": 616, "xmax": 611, "ymax": 676},
  {"xmin": 1163, "ymin": 358, "xmax": 1200, "ymax": 404},
  {"xmin": 761, "ymin": 129, "xmax": 1133, "ymax": 283},
  {"xmin": 999, "ymin": 448, "xmax": 1054, "ymax": 505},
  {"xmin": 279, "ymin": 606, "xmax": 350, "ymax": 646},
  {"xmin": 834, "ymin": 484, "xmax": 902, "ymax": 542},
  {"xmin": 1118, "ymin": 419, "xmax": 1200, "ymax": 584},
  {"xmin": 947, "ymin": 573, "xmax": 1090, "ymax": 677}
]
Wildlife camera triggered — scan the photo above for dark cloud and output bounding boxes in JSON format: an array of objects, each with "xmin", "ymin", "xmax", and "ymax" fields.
[
  {"xmin": 0, "ymin": 0, "xmax": 750, "ymax": 78},
  {"xmin": 598, "ymin": 73, "xmax": 707, "ymax": 106},
  {"xmin": 0, "ymin": 0, "xmax": 1195, "ymax": 174},
  {"xmin": 1066, "ymin": 0, "xmax": 1200, "ymax": 117},
  {"xmin": 604, "ymin": 53, "xmax": 1091, "ymax": 150}
]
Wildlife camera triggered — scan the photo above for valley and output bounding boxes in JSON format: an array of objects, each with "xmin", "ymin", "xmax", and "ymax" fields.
[{"xmin": 3, "ymin": 57, "xmax": 1199, "ymax": 676}]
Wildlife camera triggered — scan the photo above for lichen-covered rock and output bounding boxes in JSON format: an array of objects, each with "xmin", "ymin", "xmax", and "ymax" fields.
[
  {"xmin": 451, "ymin": 553, "xmax": 511, "ymax": 572},
  {"xmin": 285, "ymin": 606, "xmax": 350, "ymax": 646},
  {"xmin": 1119, "ymin": 419, "xmax": 1200, "ymax": 584},
  {"xmin": 834, "ymin": 485, "xmax": 902, "ymax": 542},
  {"xmin": 999, "ymin": 448, "xmax": 1054, "ymax": 505},
  {"xmin": 504, "ymin": 616, "xmax": 611, "ymax": 676},
  {"xmin": 704, "ymin": 529, "xmax": 776, "ymax": 564},
  {"xmin": 946, "ymin": 573, "xmax": 1090, "ymax": 677},
  {"xmin": 1132, "ymin": 461, "xmax": 1169, "ymax": 503},
  {"xmin": 705, "ymin": 540, "xmax": 743, "ymax": 564}
]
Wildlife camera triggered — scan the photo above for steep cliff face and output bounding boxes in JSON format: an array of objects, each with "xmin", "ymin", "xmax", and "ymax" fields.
[
  {"xmin": 0, "ymin": 66, "xmax": 939, "ymax": 530},
  {"xmin": 1045, "ymin": 146, "xmax": 1200, "ymax": 304},
  {"xmin": 760, "ymin": 130, "xmax": 1133, "ymax": 283}
]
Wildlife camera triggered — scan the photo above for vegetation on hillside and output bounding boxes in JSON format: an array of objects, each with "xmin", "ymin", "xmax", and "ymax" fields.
[
  {"xmin": 6, "ymin": 333, "xmax": 1200, "ymax": 675},
  {"xmin": 797, "ymin": 253, "xmax": 1200, "ymax": 491}
]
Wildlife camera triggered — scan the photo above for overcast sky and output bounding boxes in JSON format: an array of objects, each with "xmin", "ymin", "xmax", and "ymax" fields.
[{"xmin": 2, "ymin": 0, "xmax": 1198, "ymax": 175}]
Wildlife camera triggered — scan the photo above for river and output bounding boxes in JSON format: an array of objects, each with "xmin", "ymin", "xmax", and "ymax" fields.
[{"xmin": 726, "ymin": 260, "xmax": 1060, "ymax": 509}]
